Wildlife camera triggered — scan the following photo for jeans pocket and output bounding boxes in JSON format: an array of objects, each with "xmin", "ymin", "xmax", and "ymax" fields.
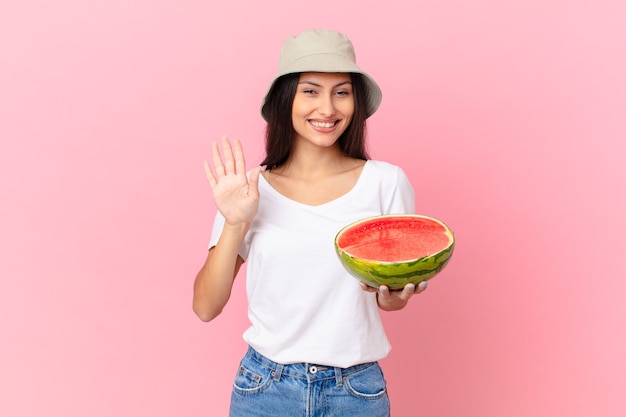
[
  {"xmin": 232, "ymin": 360, "xmax": 272, "ymax": 395},
  {"xmin": 343, "ymin": 363, "xmax": 388, "ymax": 399}
]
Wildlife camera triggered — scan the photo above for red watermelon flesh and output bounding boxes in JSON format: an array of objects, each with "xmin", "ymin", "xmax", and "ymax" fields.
[{"xmin": 336, "ymin": 216, "xmax": 451, "ymax": 262}]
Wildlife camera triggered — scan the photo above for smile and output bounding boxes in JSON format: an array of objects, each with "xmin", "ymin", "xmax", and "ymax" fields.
[{"xmin": 309, "ymin": 120, "xmax": 338, "ymax": 128}]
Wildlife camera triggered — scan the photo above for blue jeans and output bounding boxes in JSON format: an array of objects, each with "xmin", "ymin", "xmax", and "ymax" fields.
[{"xmin": 229, "ymin": 346, "xmax": 390, "ymax": 417}]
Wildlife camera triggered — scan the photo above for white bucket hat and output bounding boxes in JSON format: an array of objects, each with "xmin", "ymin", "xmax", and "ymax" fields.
[{"xmin": 261, "ymin": 29, "xmax": 383, "ymax": 121}]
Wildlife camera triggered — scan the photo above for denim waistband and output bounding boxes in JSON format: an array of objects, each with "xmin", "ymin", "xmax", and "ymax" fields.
[{"xmin": 245, "ymin": 346, "xmax": 377, "ymax": 384}]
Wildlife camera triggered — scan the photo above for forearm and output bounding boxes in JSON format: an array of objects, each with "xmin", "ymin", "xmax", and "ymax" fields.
[{"xmin": 192, "ymin": 223, "xmax": 249, "ymax": 322}]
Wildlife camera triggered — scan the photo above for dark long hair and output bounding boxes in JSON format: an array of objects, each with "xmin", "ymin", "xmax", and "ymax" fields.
[{"xmin": 260, "ymin": 73, "xmax": 370, "ymax": 169}]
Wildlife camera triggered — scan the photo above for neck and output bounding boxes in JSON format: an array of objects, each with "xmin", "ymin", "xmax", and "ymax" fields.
[{"xmin": 275, "ymin": 143, "xmax": 349, "ymax": 179}]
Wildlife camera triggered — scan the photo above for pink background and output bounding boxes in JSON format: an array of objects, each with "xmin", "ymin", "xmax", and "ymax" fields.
[{"xmin": 1, "ymin": 1, "xmax": 625, "ymax": 416}]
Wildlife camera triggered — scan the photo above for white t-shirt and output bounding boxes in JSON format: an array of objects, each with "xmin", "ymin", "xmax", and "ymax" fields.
[{"xmin": 209, "ymin": 160, "xmax": 415, "ymax": 367}]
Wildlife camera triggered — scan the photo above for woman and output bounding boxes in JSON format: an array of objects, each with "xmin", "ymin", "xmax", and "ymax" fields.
[{"xmin": 193, "ymin": 29, "xmax": 427, "ymax": 417}]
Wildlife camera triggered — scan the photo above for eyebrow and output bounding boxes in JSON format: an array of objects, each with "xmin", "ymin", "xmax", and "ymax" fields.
[{"xmin": 298, "ymin": 80, "xmax": 352, "ymax": 88}]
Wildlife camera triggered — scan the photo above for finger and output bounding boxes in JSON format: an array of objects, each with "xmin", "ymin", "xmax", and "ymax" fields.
[
  {"xmin": 391, "ymin": 283, "xmax": 415, "ymax": 302},
  {"xmin": 203, "ymin": 160, "xmax": 217, "ymax": 189},
  {"xmin": 232, "ymin": 138, "xmax": 247, "ymax": 175},
  {"xmin": 211, "ymin": 141, "xmax": 225, "ymax": 177},
  {"xmin": 378, "ymin": 285, "xmax": 390, "ymax": 299},
  {"xmin": 415, "ymin": 281, "xmax": 428, "ymax": 294},
  {"xmin": 248, "ymin": 165, "xmax": 262, "ymax": 197},
  {"xmin": 221, "ymin": 135, "xmax": 236, "ymax": 174},
  {"xmin": 360, "ymin": 282, "xmax": 378, "ymax": 293}
]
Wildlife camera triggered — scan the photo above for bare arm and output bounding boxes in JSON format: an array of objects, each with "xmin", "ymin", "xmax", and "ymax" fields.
[
  {"xmin": 193, "ymin": 225, "xmax": 247, "ymax": 322},
  {"xmin": 192, "ymin": 136, "xmax": 261, "ymax": 322}
]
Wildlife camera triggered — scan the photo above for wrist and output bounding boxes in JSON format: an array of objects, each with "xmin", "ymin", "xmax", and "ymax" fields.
[{"xmin": 222, "ymin": 221, "xmax": 251, "ymax": 235}]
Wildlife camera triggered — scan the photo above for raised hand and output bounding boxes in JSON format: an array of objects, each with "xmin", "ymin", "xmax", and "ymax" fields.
[{"xmin": 204, "ymin": 136, "xmax": 261, "ymax": 225}]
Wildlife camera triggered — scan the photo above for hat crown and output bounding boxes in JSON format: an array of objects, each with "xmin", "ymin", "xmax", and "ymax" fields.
[{"xmin": 279, "ymin": 29, "xmax": 356, "ymax": 72}]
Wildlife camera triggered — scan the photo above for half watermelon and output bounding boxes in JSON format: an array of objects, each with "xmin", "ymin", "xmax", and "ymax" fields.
[{"xmin": 334, "ymin": 214, "xmax": 455, "ymax": 290}]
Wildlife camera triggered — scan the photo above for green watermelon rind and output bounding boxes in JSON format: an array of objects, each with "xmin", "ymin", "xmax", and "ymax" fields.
[{"xmin": 334, "ymin": 214, "xmax": 455, "ymax": 290}]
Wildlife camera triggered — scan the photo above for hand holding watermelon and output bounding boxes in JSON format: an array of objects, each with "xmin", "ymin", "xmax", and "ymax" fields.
[
  {"xmin": 360, "ymin": 281, "xmax": 429, "ymax": 311},
  {"xmin": 204, "ymin": 136, "xmax": 262, "ymax": 225}
]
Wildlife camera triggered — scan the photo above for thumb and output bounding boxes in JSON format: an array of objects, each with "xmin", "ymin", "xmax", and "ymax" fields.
[{"xmin": 248, "ymin": 165, "xmax": 262, "ymax": 194}]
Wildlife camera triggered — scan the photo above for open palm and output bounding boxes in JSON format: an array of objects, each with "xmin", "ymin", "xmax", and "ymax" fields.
[{"xmin": 204, "ymin": 136, "xmax": 261, "ymax": 225}]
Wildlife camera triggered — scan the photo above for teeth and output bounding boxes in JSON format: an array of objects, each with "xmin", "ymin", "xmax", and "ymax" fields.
[{"xmin": 310, "ymin": 121, "xmax": 335, "ymax": 128}]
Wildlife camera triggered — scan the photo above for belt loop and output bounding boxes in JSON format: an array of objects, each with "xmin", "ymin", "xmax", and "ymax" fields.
[
  {"xmin": 272, "ymin": 363, "xmax": 284, "ymax": 382},
  {"xmin": 334, "ymin": 367, "xmax": 343, "ymax": 386}
]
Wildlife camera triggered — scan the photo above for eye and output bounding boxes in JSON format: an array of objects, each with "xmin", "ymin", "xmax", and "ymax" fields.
[
  {"xmin": 302, "ymin": 89, "xmax": 317, "ymax": 95},
  {"xmin": 335, "ymin": 90, "xmax": 351, "ymax": 96}
]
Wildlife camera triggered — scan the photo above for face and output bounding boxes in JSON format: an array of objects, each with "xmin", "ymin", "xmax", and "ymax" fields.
[{"xmin": 291, "ymin": 72, "xmax": 354, "ymax": 149}]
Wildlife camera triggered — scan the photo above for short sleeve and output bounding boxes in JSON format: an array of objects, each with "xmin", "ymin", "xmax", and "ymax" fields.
[
  {"xmin": 207, "ymin": 211, "xmax": 250, "ymax": 260},
  {"xmin": 383, "ymin": 166, "xmax": 416, "ymax": 214},
  {"xmin": 208, "ymin": 211, "xmax": 225, "ymax": 250}
]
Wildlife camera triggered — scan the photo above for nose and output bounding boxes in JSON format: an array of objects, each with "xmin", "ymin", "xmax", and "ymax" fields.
[{"xmin": 317, "ymin": 93, "xmax": 336, "ymax": 116}]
